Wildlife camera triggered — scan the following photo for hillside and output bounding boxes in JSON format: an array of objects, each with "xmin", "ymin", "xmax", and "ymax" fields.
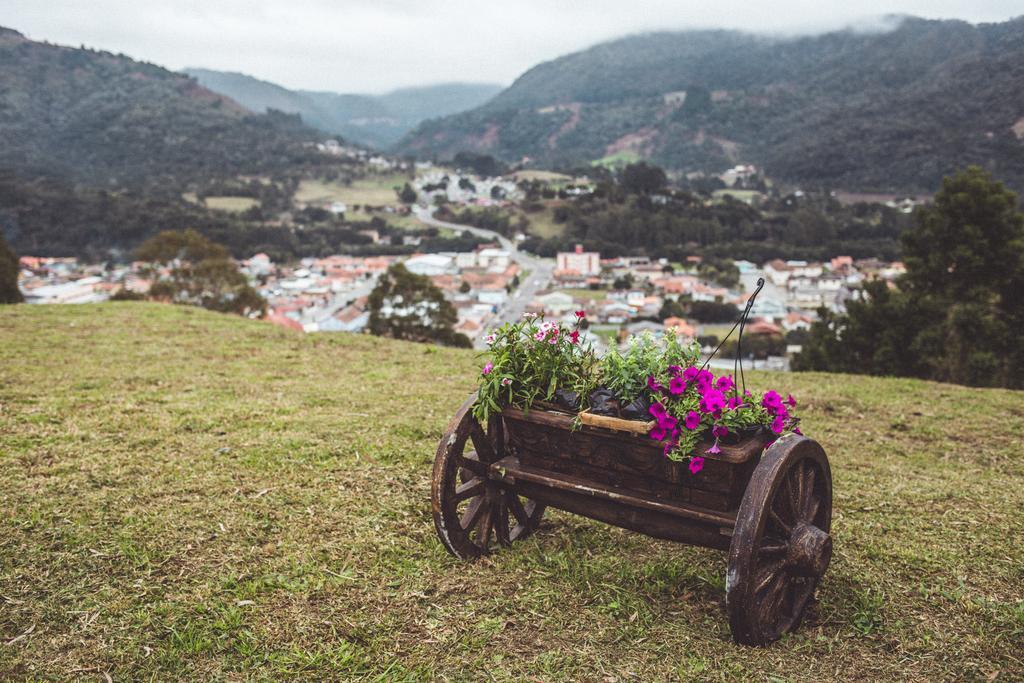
[
  {"xmin": 185, "ymin": 68, "xmax": 502, "ymax": 148},
  {"xmin": 398, "ymin": 16, "xmax": 1024, "ymax": 192},
  {"xmin": 0, "ymin": 28, "xmax": 327, "ymax": 189},
  {"xmin": 1, "ymin": 303, "xmax": 1022, "ymax": 680}
]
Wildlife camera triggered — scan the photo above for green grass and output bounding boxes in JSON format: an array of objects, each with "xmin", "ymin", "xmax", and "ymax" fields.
[
  {"xmin": 203, "ymin": 196, "xmax": 260, "ymax": 212},
  {"xmin": 2, "ymin": 304, "xmax": 1023, "ymax": 680},
  {"xmin": 592, "ymin": 150, "xmax": 642, "ymax": 168},
  {"xmin": 295, "ymin": 174, "xmax": 409, "ymax": 207}
]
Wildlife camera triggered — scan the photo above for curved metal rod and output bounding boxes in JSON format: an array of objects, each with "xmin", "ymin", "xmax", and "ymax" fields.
[{"xmin": 700, "ymin": 277, "xmax": 764, "ymax": 398}]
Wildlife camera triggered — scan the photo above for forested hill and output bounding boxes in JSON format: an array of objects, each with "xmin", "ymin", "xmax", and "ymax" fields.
[
  {"xmin": 185, "ymin": 68, "xmax": 502, "ymax": 148},
  {"xmin": 0, "ymin": 27, "xmax": 327, "ymax": 189},
  {"xmin": 397, "ymin": 16, "xmax": 1024, "ymax": 193}
]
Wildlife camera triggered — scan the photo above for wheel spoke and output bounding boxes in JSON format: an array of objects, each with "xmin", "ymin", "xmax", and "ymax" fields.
[
  {"xmin": 802, "ymin": 466, "xmax": 819, "ymax": 520},
  {"xmin": 475, "ymin": 503, "xmax": 494, "ymax": 548},
  {"xmin": 785, "ymin": 470, "xmax": 801, "ymax": 520},
  {"xmin": 457, "ymin": 451, "xmax": 488, "ymax": 476},
  {"xmin": 494, "ymin": 499, "xmax": 511, "ymax": 546},
  {"xmin": 460, "ymin": 496, "xmax": 486, "ymax": 530},
  {"xmin": 454, "ymin": 478, "xmax": 485, "ymax": 502},
  {"xmin": 759, "ymin": 543, "xmax": 787, "ymax": 557},
  {"xmin": 754, "ymin": 560, "xmax": 786, "ymax": 594},
  {"xmin": 506, "ymin": 491, "xmax": 531, "ymax": 526},
  {"xmin": 469, "ymin": 421, "xmax": 497, "ymax": 464},
  {"xmin": 769, "ymin": 507, "xmax": 792, "ymax": 535}
]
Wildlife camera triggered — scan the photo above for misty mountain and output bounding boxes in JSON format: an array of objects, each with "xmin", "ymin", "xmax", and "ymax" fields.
[
  {"xmin": 397, "ymin": 17, "xmax": 1024, "ymax": 192},
  {"xmin": 0, "ymin": 27, "xmax": 327, "ymax": 189},
  {"xmin": 184, "ymin": 68, "xmax": 502, "ymax": 148}
]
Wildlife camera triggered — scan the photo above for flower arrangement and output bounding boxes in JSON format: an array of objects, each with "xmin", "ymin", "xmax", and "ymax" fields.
[
  {"xmin": 474, "ymin": 311, "xmax": 801, "ymax": 475},
  {"xmin": 473, "ymin": 311, "xmax": 596, "ymax": 422}
]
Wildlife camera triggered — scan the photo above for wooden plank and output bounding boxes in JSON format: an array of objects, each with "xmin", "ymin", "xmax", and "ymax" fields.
[
  {"xmin": 578, "ymin": 411, "xmax": 655, "ymax": 434},
  {"xmin": 500, "ymin": 406, "xmax": 765, "ymax": 465},
  {"xmin": 489, "ymin": 456, "xmax": 737, "ymax": 528}
]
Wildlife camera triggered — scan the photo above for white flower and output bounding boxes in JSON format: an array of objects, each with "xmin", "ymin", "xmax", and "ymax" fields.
[{"xmin": 484, "ymin": 333, "xmax": 496, "ymax": 345}]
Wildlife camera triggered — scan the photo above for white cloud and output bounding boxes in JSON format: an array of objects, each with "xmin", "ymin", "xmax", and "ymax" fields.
[{"xmin": 3, "ymin": 0, "xmax": 1021, "ymax": 93}]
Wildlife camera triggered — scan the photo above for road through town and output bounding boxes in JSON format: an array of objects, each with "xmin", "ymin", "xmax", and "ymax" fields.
[{"xmin": 413, "ymin": 206, "xmax": 555, "ymax": 346}]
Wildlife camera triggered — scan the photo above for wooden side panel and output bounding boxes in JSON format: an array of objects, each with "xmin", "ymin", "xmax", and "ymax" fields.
[{"xmin": 502, "ymin": 410, "xmax": 767, "ymax": 513}]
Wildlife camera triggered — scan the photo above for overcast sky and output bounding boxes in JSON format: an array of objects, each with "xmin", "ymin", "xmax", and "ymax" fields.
[{"xmin": 4, "ymin": 1, "xmax": 1021, "ymax": 93}]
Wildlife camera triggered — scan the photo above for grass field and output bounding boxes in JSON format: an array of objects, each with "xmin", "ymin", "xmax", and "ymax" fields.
[
  {"xmin": 524, "ymin": 204, "xmax": 568, "ymax": 240},
  {"xmin": 203, "ymin": 196, "xmax": 260, "ymax": 213},
  {"xmin": 592, "ymin": 150, "xmax": 642, "ymax": 168},
  {"xmin": 295, "ymin": 174, "xmax": 409, "ymax": 208},
  {"xmin": 2, "ymin": 304, "xmax": 1023, "ymax": 680}
]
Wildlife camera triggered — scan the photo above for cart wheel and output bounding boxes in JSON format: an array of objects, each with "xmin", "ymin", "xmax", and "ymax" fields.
[
  {"xmin": 727, "ymin": 434, "xmax": 833, "ymax": 645},
  {"xmin": 431, "ymin": 395, "xmax": 545, "ymax": 560}
]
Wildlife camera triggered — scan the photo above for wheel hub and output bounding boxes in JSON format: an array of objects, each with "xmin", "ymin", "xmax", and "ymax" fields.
[{"xmin": 786, "ymin": 523, "xmax": 832, "ymax": 577}]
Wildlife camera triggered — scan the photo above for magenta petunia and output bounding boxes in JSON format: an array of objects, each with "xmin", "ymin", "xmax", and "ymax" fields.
[
  {"xmin": 689, "ymin": 456, "xmax": 705, "ymax": 475},
  {"xmin": 700, "ymin": 389, "xmax": 726, "ymax": 414},
  {"xmin": 649, "ymin": 401, "xmax": 667, "ymax": 418},
  {"xmin": 668, "ymin": 376, "xmax": 687, "ymax": 396},
  {"xmin": 712, "ymin": 425, "xmax": 729, "ymax": 439},
  {"xmin": 715, "ymin": 375, "xmax": 734, "ymax": 392},
  {"xmin": 786, "ymin": 393, "xmax": 797, "ymax": 408},
  {"xmin": 650, "ymin": 426, "xmax": 667, "ymax": 441},
  {"xmin": 707, "ymin": 441, "xmax": 721, "ymax": 455},
  {"xmin": 727, "ymin": 395, "xmax": 744, "ymax": 410},
  {"xmin": 696, "ymin": 369, "xmax": 714, "ymax": 390},
  {"xmin": 683, "ymin": 366, "xmax": 699, "ymax": 382},
  {"xmin": 794, "ymin": 426, "xmax": 803, "ymax": 435},
  {"xmin": 482, "ymin": 361, "xmax": 494, "ymax": 375},
  {"xmin": 658, "ymin": 414, "xmax": 678, "ymax": 431},
  {"xmin": 663, "ymin": 443, "xmax": 676, "ymax": 457},
  {"xmin": 770, "ymin": 414, "xmax": 786, "ymax": 434},
  {"xmin": 684, "ymin": 411, "xmax": 701, "ymax": 430},
  {"xmin": 667, "ymin": 365, "xmax": 682, "ymax": 377},
  {"xmin": 762, "ymin": 390, "xmax": 783, "ymax": 410},
  {"xmin": 647, "ymin": 375, "xmax": 662, "ymax": 392}
]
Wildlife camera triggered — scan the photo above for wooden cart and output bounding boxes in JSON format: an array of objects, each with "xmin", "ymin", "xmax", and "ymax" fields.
[{"xmin": 431, "ymin": 394, "xmax": 833, "ymax": 646}]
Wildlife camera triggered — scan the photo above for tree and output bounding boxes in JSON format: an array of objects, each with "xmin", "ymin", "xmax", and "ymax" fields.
[
  {"xmin": 794, "ymin": 168, "xmax": 1024, "ymax": 388},
  {"xmin": 398, "ymin": 183, "xmax": 418, "ymax": 204},
  {"xmin": 135, "ymin": 229, "xmax": 265, "ymax": 317},
  {"xmin": 621, "ymin": 162, "xmax": 667, "ymax": 195},
  {"xmin": 658, "ymin": 298, "xmax": 686, "ymax": 320},
  {"xmin": 689, "ymin": 301, "xmax": 740, "ymax": 323},
  {"xmin": 0, "ymin": 233, "xmax": 24, "ymax": 304},
  {"xmin": 368, "ymin": 263, "xmax": 471, "ymax": 347}
]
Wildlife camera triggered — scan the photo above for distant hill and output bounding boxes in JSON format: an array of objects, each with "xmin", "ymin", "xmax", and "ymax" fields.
[
  {"xmin": 184, "ymin": 68, "xmax": 502, "ymax": 149},
  {"xmin": 0, "ymin": 27, "xmax": 327, "ymax": 189},
  {"xmin": 397, "ymin": 16, "xmax": 1024, "ymax": 192}
]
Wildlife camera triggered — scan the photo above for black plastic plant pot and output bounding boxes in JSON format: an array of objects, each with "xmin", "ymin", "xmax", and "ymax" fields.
[
  {"xmin": 619, "ymin": 394, "xmax": 651, "ymax": 421},
  {"xmin": 588, "ymin": 387, "xmax": 620, "ymax": 416}
]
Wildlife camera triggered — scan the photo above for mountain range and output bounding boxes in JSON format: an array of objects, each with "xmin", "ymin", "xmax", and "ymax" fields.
[
  {"xmin": 0, "ymin": 27, "xmax": 326, "ymax": 190},
  {"xmin": 184, "ymin": 68, "xmax": 502, "ymax": 148},
  {"xmin": 396, "ymin": 16, "xmax": 1024, "ymax": 192}
]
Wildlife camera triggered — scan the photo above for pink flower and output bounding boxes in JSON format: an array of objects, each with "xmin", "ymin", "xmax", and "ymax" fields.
[
  {"xmin": 684, "ymin": 411, "xmax": 700, "ymax": 430},
  {"xmin": 707, "ymin": 441, "xmax": 721, "ymax": 455},
  {"xmin": 786, "ymin": 394, "xmax": 797, "ymax": 408},
  {"xmin": 569, "ymin": 330, "xmax": 580, "ymax": 344},
  {"xmin": 762, "ymin": 390, "xmax": 783, "ymax": 411},
  {"xmin": 712, "ymin": 425, "xmax": 729, "ymax": 439},
  {"xmin": 647, "ymin": 375, "xmax": 662, "ymax": 393},
  {"xmin": 668, "ymin": 376, "xmax": 687, "ymax": 396},
  {"xmin": 715, "ymin": 375, "xmax": 734, "ymax": 392},
  {"xmin": 484, "ymin": 333, "xmax": 496, "ymax": 345},
  {"xmin": 770, "ymin": 414, "xmax": 786, "ymax": 434},
  {"xmin": 793, "ymin": 426, "xmax": 803, "ymax": 435},
  {"xmin": 667, "ymin": 365, "xmax": 682, "ymax": 377},
  {"xmin": 533, "ymin": 330, "xmax": 546, "ymax": 341},
  {"xmin": 663, "ymin": 443, "xmax": 676, "ymax": 457},
  {"xmin": 727, "ymin": 396, "xmax": 744, "ymax": 410},
  {"xmin": 501, "ymin": 377, "xmax": 512, "ymax": 386},
  {"xmin": 689, "ymin": 456, "xmax": 705, "ymax": 475},
  {"xmin": 700, "ymin": 389, "xmax": 726, "ymax": 414},
  {"xmin": 695, "ymin": 370, "xmax": 714, "ymax": 391},
  {"xmin": 575, "ymin": 310, "xmax": 586, "ymax": 319},
  {"xmin": 649, "ymin": 401, "xmax": 667, "ymax": 418},
  {"xmin": 650, "ymin": 426, "xmax": 667, "ymax": 441},
  {"xmin": 658, "ymin": 414, "xmax": 678, "ymax": 431},
  {"xmin": 683, "ymin": 367, "xmax": 699, "ymax": 382},
  {"xmin": 482, "ymin": 362, "xmax": 493, "ymax": 375}
]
